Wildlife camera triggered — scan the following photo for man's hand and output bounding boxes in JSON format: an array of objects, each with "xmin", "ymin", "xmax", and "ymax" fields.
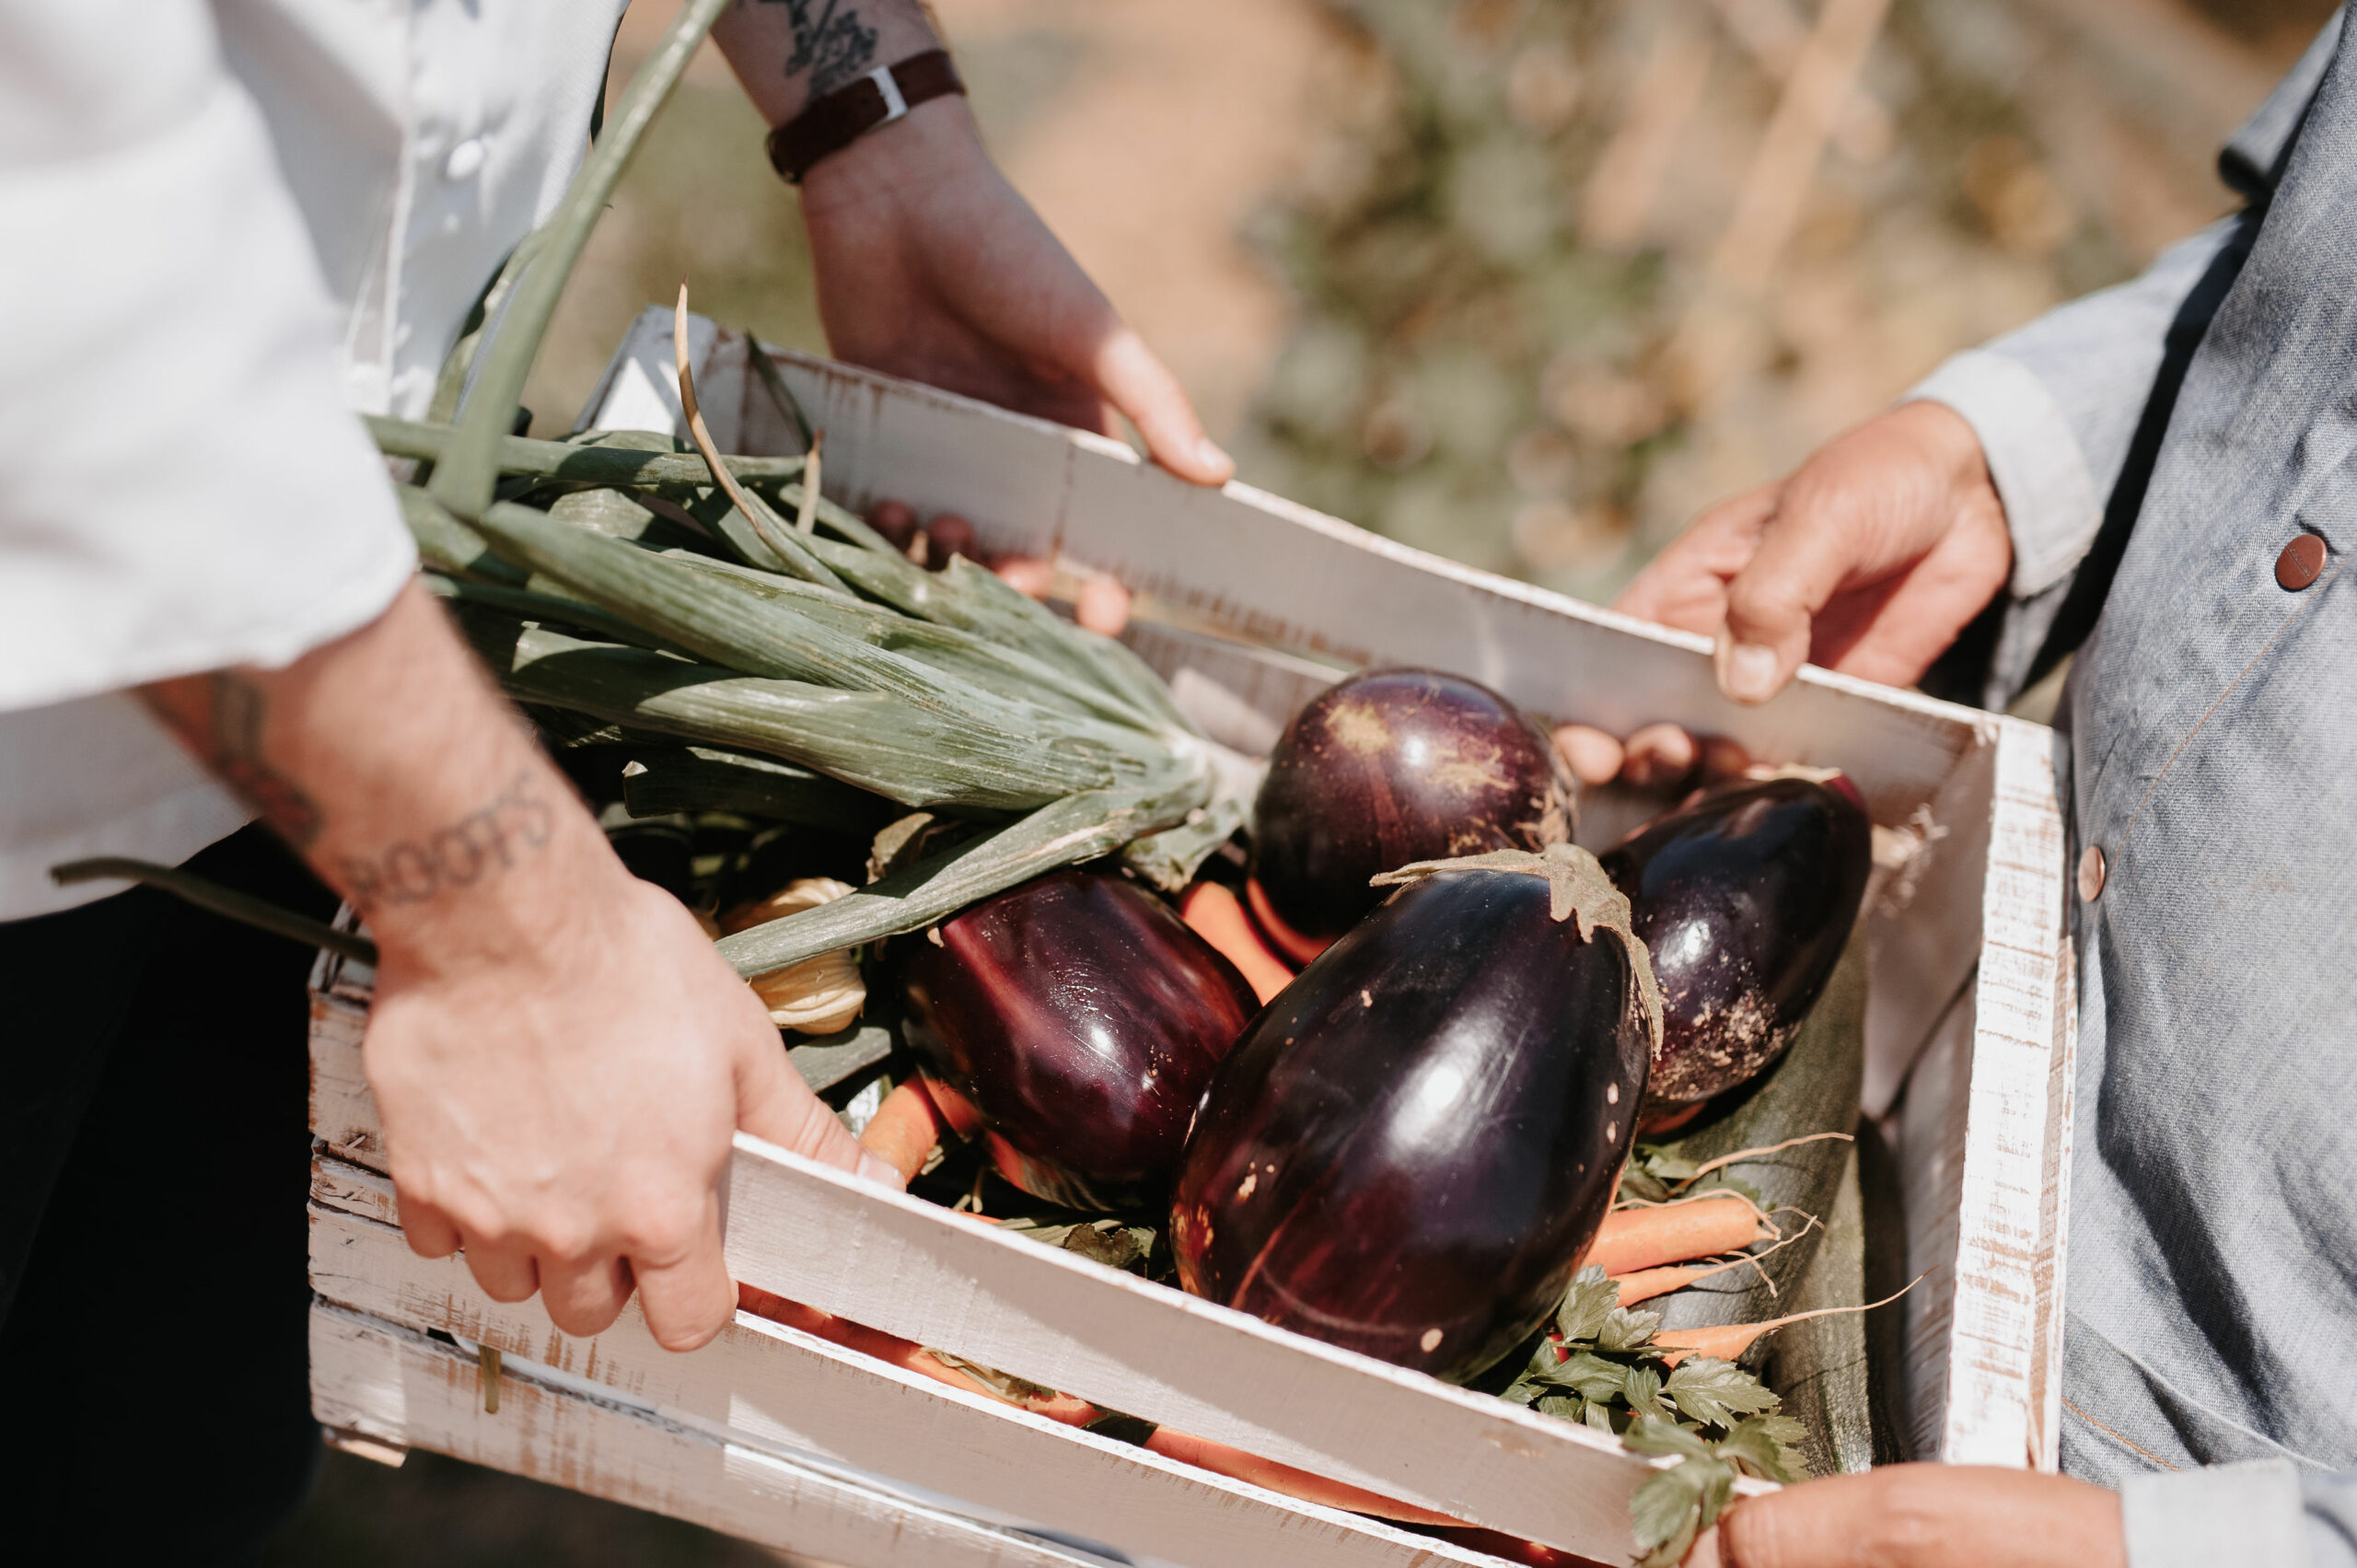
[
  {"xmin": 1683, "ymin": 1465, "xmax": 2123, "ymax": 1568},
  {"xmin": 1616, "ymin": 401, "xmax": 2011, "ymax": 705},
  {"xmin": 713, "ymin": 2, "xmax": 1232, "ymax": 486},
  {"xmin": 144, "ymin": 582, "xmax": 889, "ymax": 1352},
  {"xmin": 799, "ymin": 99, "xmax": 1232, "ymax": 485}
]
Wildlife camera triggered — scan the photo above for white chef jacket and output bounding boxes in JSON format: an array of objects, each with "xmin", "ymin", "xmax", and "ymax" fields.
[{"xmin": 0, "ymin": 0, "xmax": 628, "ymax": 919}]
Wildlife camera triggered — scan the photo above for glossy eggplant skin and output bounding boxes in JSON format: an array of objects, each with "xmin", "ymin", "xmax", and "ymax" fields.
[
  {"xmin": 1249, "ymin": 670, "xmax": 1574, "ymax": 947},
  {"xmin": 1170, "ymin": 869, "xmax": 1649, "ymax": 1383},
  {"xmin": 900, "ymin": 870, "xmax": 1260, "ymax": 1213},
  {"xmin": 1600, "ymin": 776, "xmax": 1871, "ymax": 1111}
]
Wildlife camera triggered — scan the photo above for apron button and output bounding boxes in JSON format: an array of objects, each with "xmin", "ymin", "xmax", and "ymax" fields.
[
  {"xmin": 2276, "ymin": 533, "xmax": 2327, "ymax": 590},
  {"xmin": 2077, "ymin": 844, "xmax": 2107, "ymax": 902}
]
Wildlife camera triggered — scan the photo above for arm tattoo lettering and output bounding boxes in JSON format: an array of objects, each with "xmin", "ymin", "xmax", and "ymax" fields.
[
  {"xmin": 163, "ymin": 672, "xmax": 325, "ymax": 848},
  {"xmin": 334, "ymin": 770, "xmax": 555, "ymax": 914},
  {"xmin": 756, "ymin": 0, "xmax": 881, "ymax": 97}
]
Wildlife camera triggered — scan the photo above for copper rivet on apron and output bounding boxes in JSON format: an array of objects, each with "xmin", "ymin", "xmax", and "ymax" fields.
[
  {"xmin": 2276, "ymin": 533, "xmax": 2327, "ymax": 591},
  {"xmin": 2077, "ymin": 844, "xmax": 2107, "ymax": 902}
]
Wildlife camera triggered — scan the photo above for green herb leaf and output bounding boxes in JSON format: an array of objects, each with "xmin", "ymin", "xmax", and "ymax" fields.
[
  {"xmin": 1596, "ymin": 1305, "xmax": 1664, "ymax": 1353},
  {"xmin": 1664, "ymin": 1356, "xmax": 1783, "ymax": 1428},
  {"xmin": 1556, "ymin": 1349, "xmax": 1632, "ymax": 1403},
  {"xmin": 1718, "ymin": 1414, "xmax": 1808, "ymax": 1484},
  {"xmin": 1620, "ymin": 1415, "xmax": 1714, "ymax": 1463},
  {"xmin": 1554, "ymin": 1266, "xmax": 1620, "ymax": 1342},
  {"xmin": 1535, "ymin": 1392, "xmax": 1585, "ymax": 1422},
  {"xmin": 1627, "ymin": 1423, "xmax": 1736, "ymax": 1568},
  {"xmin": 1620, "ymin": 1362, "xmax": 1671, "ymax": 1423},
  {"xmin": 1618, "ymin": 1166, "xmax": 1673, "ymax": 1204}
]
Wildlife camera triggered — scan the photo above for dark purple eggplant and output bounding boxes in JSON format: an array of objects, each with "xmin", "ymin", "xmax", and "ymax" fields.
[
  {"xmin": 1600, "ymin": 774, "xmax": 1871, "ymax": 1115},
  {"xmin": 1248, "ymin": 669, "xmax": 1574, "ymax": 958},
  {"xmin": 1171, "ymin": 845, "xmax": 1655, "ymax": 1382},
  {"xmin": 900, "ymin": 869, "xmax": 1260, "ymax": 1212}
]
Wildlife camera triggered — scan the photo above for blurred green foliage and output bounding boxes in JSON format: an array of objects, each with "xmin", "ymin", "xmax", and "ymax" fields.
[{"xmin": 1237, "ymin": 0, "xmax": 2323, "ymax": 601}]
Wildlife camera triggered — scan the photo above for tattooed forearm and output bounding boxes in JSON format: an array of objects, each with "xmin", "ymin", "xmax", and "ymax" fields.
[
  {"xmin": 334, "ymin": 770, "xmax": 555, "ymax": 914},
  {"xmin": 141, "ymin": 672, "xmax": 324, "ymax": 847},
  {"xmin": 761, "ymin": 0, "xmax": 881, "ymax": 96}
]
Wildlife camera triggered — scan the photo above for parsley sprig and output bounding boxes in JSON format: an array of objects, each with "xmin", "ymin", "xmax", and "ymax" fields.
[{"xmin": 1499, "ymin": 1267, "xmax": 1805, "ymax": 1566}]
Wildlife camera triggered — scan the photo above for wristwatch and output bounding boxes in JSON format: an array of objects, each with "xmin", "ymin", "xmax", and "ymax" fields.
[{"xmin": 765, "ymin": 49, "xmax": 967, "ymax": 184}]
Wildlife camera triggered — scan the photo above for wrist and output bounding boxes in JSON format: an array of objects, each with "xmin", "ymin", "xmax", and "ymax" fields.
[
  {"xmin": 1892, "ymin": 399, "xmax": 1996, "ymax": 500},
  {"xmin": 795, "ymin": 91, "xmax": 986, "ymax": 226},
  {"xmin": 343, "ymin": 771, "xmax": 633, "ymax": 980},
  {"xmin": 714, "ymin": 1, "xmax": 941, "ymax": 129}
]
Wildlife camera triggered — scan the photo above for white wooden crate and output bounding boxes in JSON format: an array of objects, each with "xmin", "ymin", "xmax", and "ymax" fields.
[{"xmin": 309, "ymin": 315, "xmax": 2074, "ymax": 1565}]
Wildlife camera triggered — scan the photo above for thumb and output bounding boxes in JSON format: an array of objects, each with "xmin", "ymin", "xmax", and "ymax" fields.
[
  {"xmin": 736, "ymin": 1024, "xmax": 903, "ymax": 1191},
  {"xmin": 1090, "ymin": 326, "xmax": 1234, "ymax": 487},
  {"xmin": 1715, "ymin": 489, "xmax": 1865, "ymax": 705}
]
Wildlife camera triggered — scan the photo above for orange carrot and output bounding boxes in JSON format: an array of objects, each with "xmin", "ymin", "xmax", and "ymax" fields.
[
  {"xmin": 1634, "ymin": 1099, "xmax": 1707, "ymax": 1136},
  {"xmin": 1652, "ymin": 1322, "xmax": 1773, "ymax": 1366},
  {"xmin": 1142, "ymin": 1426, "xmax": 1461, "ymax": 1527},
  {"xmin": 1609, "ymin": 1263, "xmax": 1719, "ymax": 1307},
  {"xmin": 1651, "ymin": 1273, "xmax": 1926, "ymax": 1366},
  {"xmin": 860, "ymin": 1079, "xmax": 946, "ymax": 1184},
  {"xmin": 1245, "ymin": 876, "xmax": 1334, "ymax": 967},
  {"xmin": 1585, "ymin": 1191, "xmax": 1771, "ymax": 1276},
  {"xmin": 1179, "ymin": 881, "xmax": 1295, "ymax": 1003},
  {"xmin": 1610, "ymin": 1213, "xmax": 1820, "ymax": 1305}
]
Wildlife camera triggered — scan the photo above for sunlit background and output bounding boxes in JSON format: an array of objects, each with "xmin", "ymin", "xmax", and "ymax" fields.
[{"xmin": 285, "ymin": 0, "xmax": 2334, "ymax": 1560}]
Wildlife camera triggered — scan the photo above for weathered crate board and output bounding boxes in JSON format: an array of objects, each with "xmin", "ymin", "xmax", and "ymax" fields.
[
  {"xmin": 308, "ymin": 1158, "xmax": 1514, "ymax": 1568},
  {"xmin": 310, "ymin": 318, "xmax": 2075, "ymax": 1564}
]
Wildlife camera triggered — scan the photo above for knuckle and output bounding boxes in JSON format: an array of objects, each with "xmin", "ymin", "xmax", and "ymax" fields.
[
  {"xmin": 534, "ymin": 1219, "xmax": 598, "ymax": 1267},
  {"xmin": 548, "ymin": 1294, "xmax": 624, "ymax": 1341},
  {"xmin": 647, "ymin": 1309, "xmax": 724, "ymax": 1354},
  {"xmin": 621, "ymin": 1200, "xmax": 704, "ymax": 1265},
  {"xmin": 471, "ymin": 1261, "xmax": 536, "ymax": 1304}
]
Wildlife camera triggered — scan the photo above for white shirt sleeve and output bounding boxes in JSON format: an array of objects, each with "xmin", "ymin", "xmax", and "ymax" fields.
[{"xmin": 0, "ymin": 0, "xmax": 414, "ymax": 714}]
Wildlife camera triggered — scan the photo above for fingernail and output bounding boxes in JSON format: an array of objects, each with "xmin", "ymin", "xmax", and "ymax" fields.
[
  {"xmin": 1722, "ymin": 642, "xmax": 1781, "ymax": 704},
  {"xmin": 855, "ymin": 1152, "xmax": 906, "ymax": 1191},
  {"xmin": 1195, "ymin": 436, "xmax": 1232, "ymax": 477}
]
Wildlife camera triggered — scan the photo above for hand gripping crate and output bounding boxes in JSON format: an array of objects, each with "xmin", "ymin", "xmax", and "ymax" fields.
[{"xmin": 304, "ymin": 310, "xmax": 2075, "ymax": 1567}]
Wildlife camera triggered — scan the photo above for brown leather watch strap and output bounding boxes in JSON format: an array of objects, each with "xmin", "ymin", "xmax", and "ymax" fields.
[{"xmin": 765, "ymin": 49, "xmax": 966, "ymax": 184}]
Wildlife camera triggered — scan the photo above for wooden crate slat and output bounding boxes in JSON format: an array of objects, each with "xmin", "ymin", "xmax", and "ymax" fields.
[
  {"xmin": 311, "ymin": 1302, "xmax": 1129, "ymax": 1568},
  {"xmin": 308, "ymin": 1191, "xmax": 1523, "ymax": 1568},
  {"xmin": 304, "ymin": 1023, "xmax": 1679, "ymax": 1551}
]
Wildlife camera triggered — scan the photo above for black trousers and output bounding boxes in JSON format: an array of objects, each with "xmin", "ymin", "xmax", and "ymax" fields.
[{"xmin": 1, "ymin": 826, "xmax": 329, "ymax": 1562}]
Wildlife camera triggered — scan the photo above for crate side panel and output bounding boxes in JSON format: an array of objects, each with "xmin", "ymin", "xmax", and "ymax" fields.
[
  {"xmin": 1937, "ymin": 720, "xmax": 2070, "ymax": 1466},
  {"xmin": 1863, "ymin": 738, "xmax": 1997, "ymax": 1120},
  {"xmin": 2026, "ymin": 928, "xmax": 2079, "ymax": 1473},
  {"xmin": 586, "ymin": 326, "xmax": 1987, "ymax": 823},
  {"xmin": 299, "ymin": 1042, "xmax": 1672, "ymax": 1559},
  {"xmin": 738, "ymin": 345, "xmax": 1983, "ymax": 814},
  {"xmin": 310, "ymin": 1303, "xmax": 1120, "ymax": 1568},
  {"xmin": 716, "ymin": 1137, "xmax": 1702, "ymax": 1552},
  {"xmin": 310, "ymin": 993, "xmax": 383, "ymax": 1167},
  {"xmin": 1894, "ymin": 987, "xmax": 1973, "ymax": 1460},
  {"xmin": 308, "ymin": 1193, "xmax": 1515, "ymax": 1568}
]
